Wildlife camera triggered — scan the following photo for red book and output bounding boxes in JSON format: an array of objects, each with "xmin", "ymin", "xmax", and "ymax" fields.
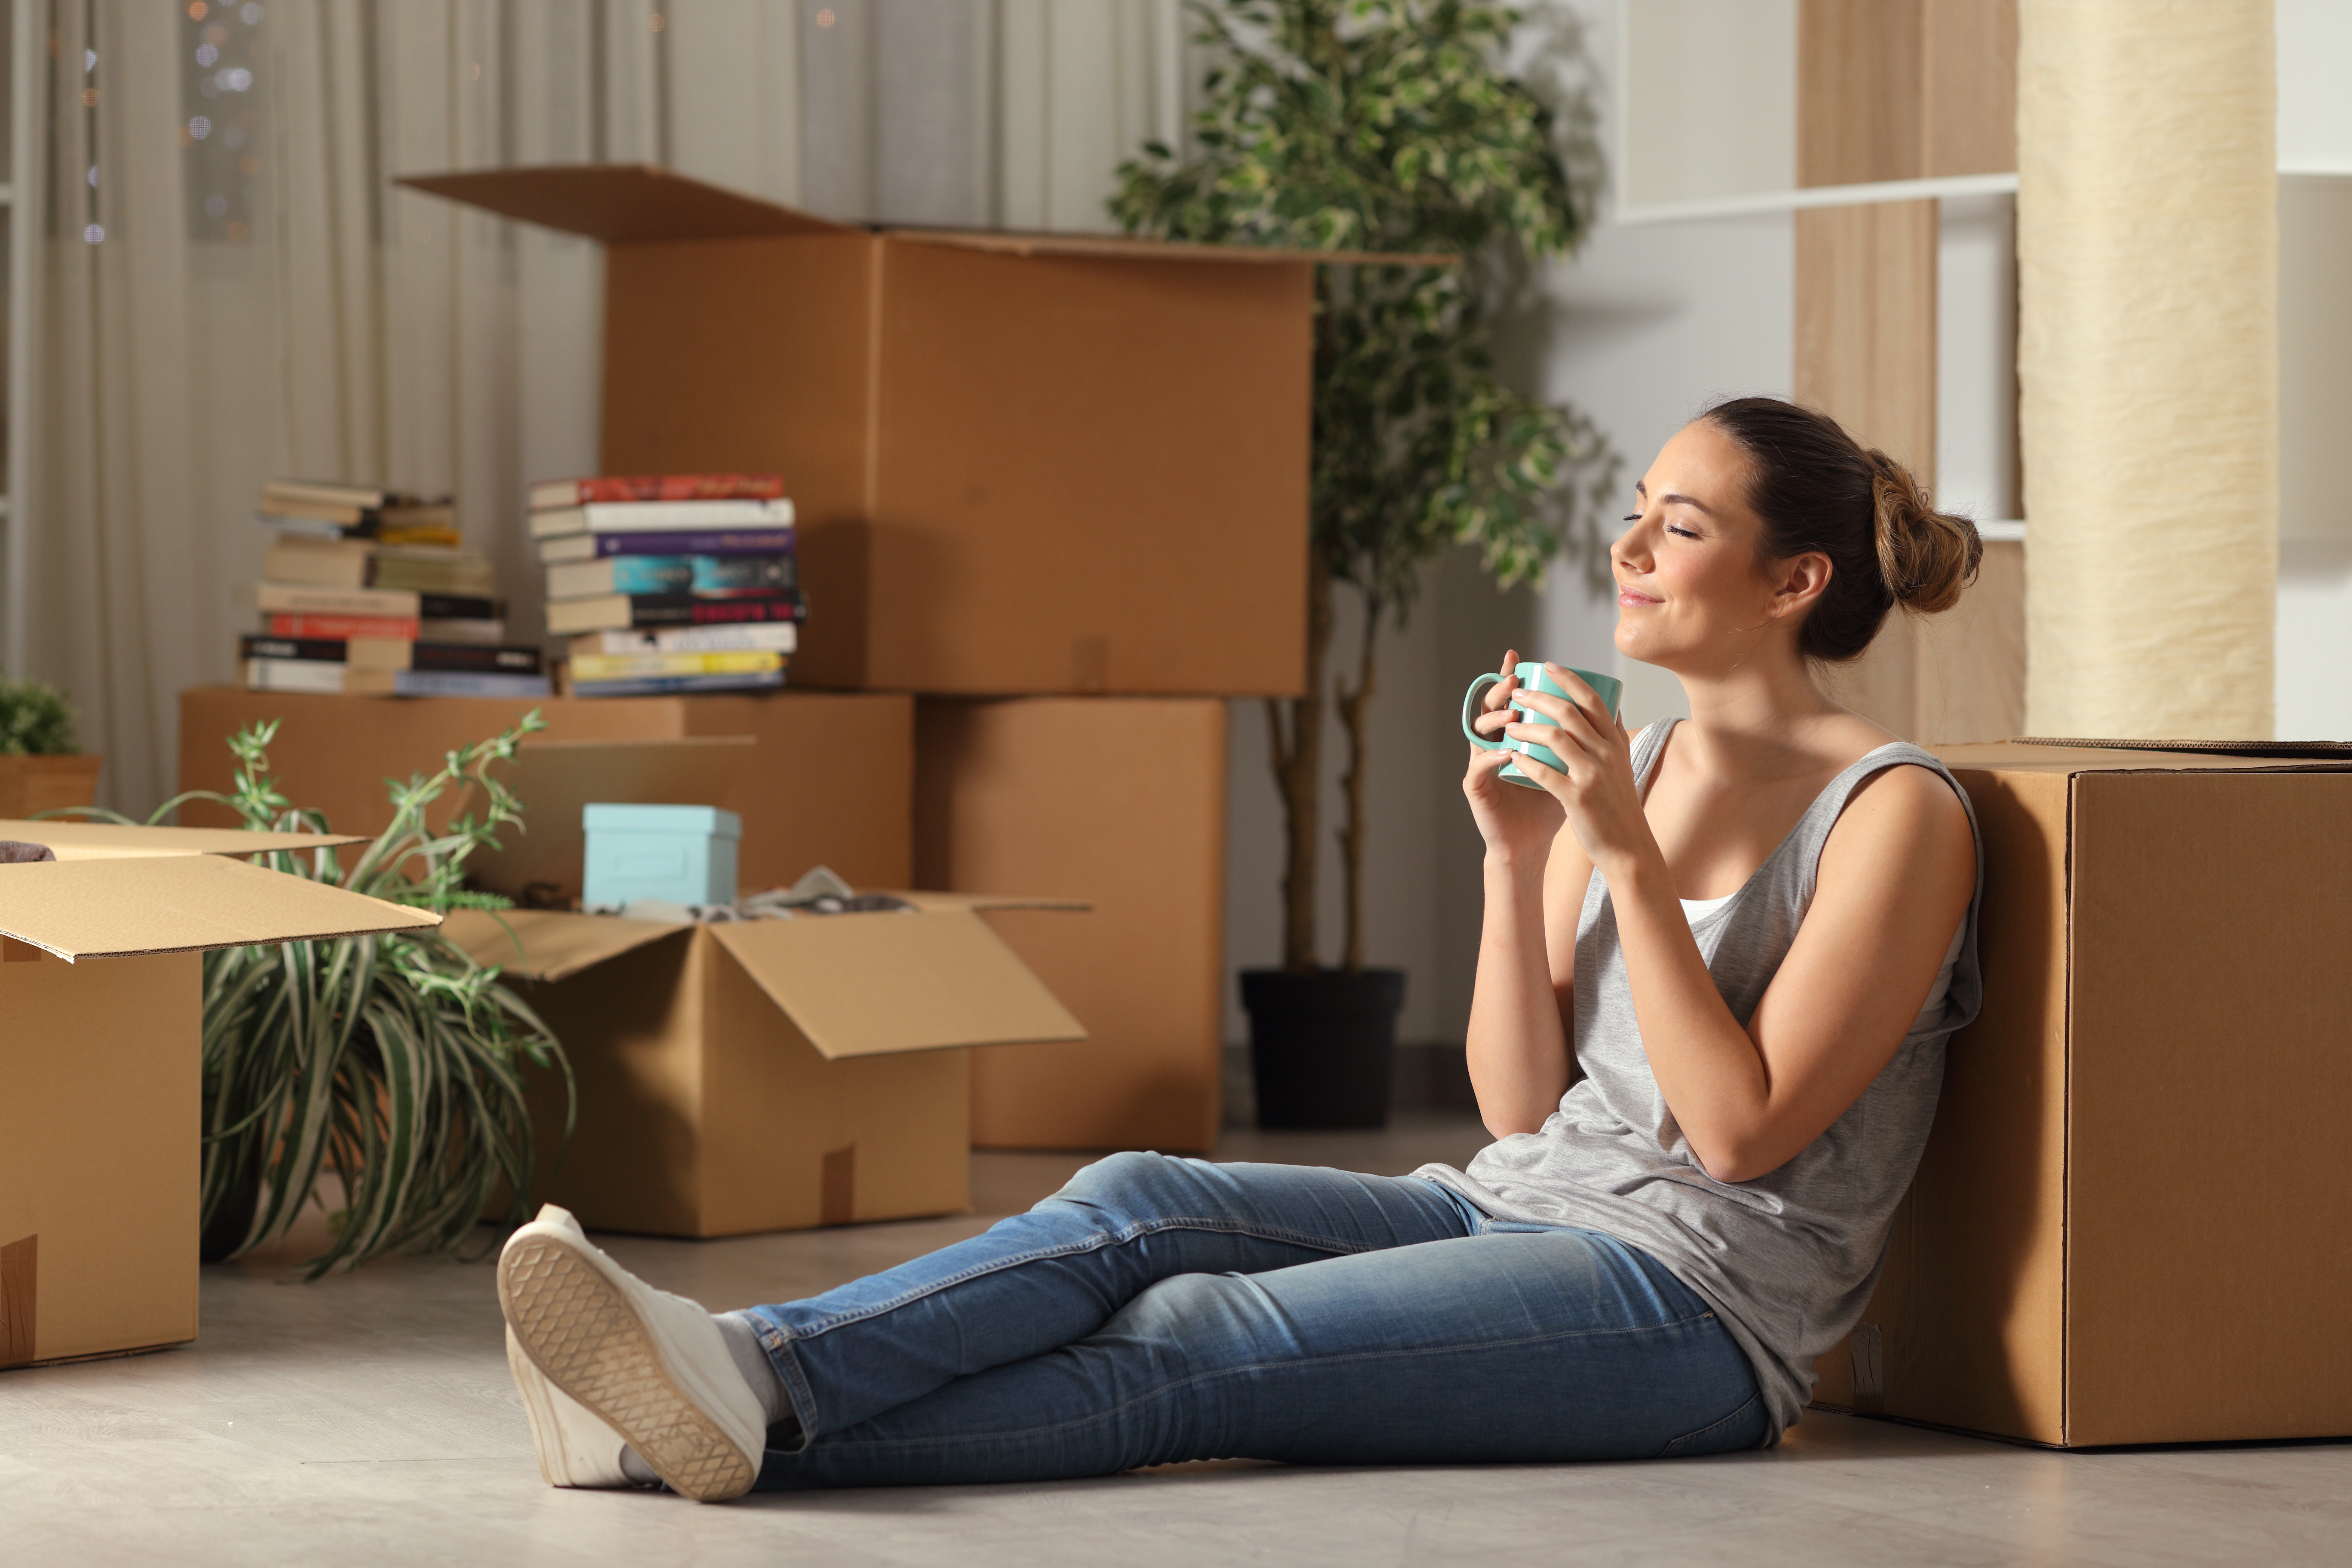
[
  {"xmin": 529, "ymin": 474, "xmax": 786, "ymax": 510},
  {"xmin": 266, "ymin": 613, "xmax": 423, "ymax": 641}
]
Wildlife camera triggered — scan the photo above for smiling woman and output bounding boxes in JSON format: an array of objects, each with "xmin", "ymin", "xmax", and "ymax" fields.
[
  {"xmin": 487, "ymin": 399, "xmax": 1991, "ymax": 1500},
  {"xmin": 1446, "ymin": 394, "xmax": 1984, "ymax": 1441}
]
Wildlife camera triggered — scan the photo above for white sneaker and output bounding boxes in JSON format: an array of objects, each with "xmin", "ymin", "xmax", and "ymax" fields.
[
  {"xmin": 507, "ymin": 1326, "xmax": 638, "ymax": 1488},
  {"xmin": 498, "ymin": 1205, "xmax": 767, "ymax": 1503}
]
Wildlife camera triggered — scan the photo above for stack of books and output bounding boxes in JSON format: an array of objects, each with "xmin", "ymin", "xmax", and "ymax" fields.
[
  {"xmin": 240, "ymin": 480, "xmax": 552, "ymax": 698},
  {"xmin": 532, "ymin": 474, "xmax": 801, "ymax": 698}
]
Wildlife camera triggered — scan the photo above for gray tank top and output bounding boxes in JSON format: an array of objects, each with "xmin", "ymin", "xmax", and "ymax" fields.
[{"xmin": 1417, "ymin": 719, "xmax": 1984, "ymax": 1441}]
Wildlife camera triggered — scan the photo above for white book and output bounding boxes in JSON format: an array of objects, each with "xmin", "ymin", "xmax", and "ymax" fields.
[
  {"xmin": 569, "ymin": 623, "xmax": 798, "ymax": 656},
  {"xmin": 251, "ymin": 582, "xmax": 423, "ymax": 618},
  {"xmin": 243, "ymin": 658, "xmax": 397, "ymax": 695},
  {"xmin": 528, "ymin": 498, "xmax": 796, "ymax": 541}
]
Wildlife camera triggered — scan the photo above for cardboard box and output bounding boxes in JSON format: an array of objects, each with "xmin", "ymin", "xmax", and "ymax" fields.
[
  {"xmin": 916, "ymin": 697, "xmax": 1228, "ymax": 1152},
  {"xmin": 176, "ymin": 686, "xmax": 913, "ymax": 893},
  {"xmin": 0, "ymin": 821, "xmax": 441, "ymax": 1368},
  {"xmin": 1810, "ymin": 741, "xmax": 2352, "ymax": 1446},
  {"xmin": 395, "ymin": 164, "xmax": 1333, "ymax": 698},
  {"xmin": 443, "ymin": 893, "xmax": 1086, "ymax": 1237}
]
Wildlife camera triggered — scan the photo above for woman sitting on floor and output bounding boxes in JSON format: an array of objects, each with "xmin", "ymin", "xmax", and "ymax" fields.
[{"xmin": 496, "ymin": 395, "xmax": 1985, "ymax": 1501}]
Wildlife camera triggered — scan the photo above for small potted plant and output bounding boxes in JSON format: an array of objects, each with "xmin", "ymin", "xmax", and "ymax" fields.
[
  {"xmin": 0, "ymin": 675, "xmax": 101, "ymax": 819},
  {"xmin": 1116, "ymin": 0, "xmax": 1618, "ymax": 1127},
  {"xmin": 57, "ymin": 714, "xmax": 572, "ymax": 1276}
]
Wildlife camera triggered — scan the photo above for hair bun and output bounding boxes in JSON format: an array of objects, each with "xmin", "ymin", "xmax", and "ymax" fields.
[{"xmin": 1866, "ymin": 449, "xmax": 1983, "ymax": 615}]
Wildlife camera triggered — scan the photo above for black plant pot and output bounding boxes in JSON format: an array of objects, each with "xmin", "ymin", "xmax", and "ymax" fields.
[{"xmin": 1241, "ymin": 968, "xmax": 1406, "ymax": 1130}]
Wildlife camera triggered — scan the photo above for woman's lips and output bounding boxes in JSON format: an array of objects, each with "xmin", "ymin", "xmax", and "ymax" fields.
[{"xmin": 1618, "ymin": 588, "xmax": 1662, "ymax": 607}]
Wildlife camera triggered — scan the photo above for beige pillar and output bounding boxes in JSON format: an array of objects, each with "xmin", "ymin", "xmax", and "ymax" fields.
[{"xmin": 2018, "ymin": 0, "xmax": 2278, "ymax": 739}]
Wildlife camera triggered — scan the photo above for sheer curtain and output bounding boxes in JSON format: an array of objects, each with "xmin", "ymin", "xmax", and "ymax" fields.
[{"xmin": 19, "ymin": 0, "xmax": 1184, "ymax": 814}]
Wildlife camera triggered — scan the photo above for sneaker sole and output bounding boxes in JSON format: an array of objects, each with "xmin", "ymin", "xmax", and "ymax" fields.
[{"xmin": 499, "ymin": 1233, "xmax": 756, "ymax": 1502}]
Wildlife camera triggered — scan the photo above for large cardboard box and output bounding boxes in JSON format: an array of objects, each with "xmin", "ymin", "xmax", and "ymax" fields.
[
  {"xmin": 1810, "ymin": 741, "xmax": 2352, "ymax": 1446},
  {"xmin": 916, "ymin": 697, "xmax": 1228, "ymax": 1152},
  {"xmin": 0, "ymin": 821, "xmax": 440, "ymax": 1368},
  {"xmin": 443, "ymin": 894, "xmax": 1086, "ymax": 1238},
  {"xmin": 396, "ymin": 164, "xmax": 1327, "ymax": 698},
  {"xmin": 176, "ymin": 686, "xmax": 913, "ymax": 893}
]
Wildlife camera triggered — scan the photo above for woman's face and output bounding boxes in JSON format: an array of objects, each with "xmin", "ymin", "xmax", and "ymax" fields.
[{"xmin": 1609, "ymin": 420, "xmax": 1807, "ymax": 673}]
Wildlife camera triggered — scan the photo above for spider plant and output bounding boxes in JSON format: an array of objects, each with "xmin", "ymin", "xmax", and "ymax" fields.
[{"xmin": 55, "ymin": 713, "xmax": 572, "ymax": 1277}]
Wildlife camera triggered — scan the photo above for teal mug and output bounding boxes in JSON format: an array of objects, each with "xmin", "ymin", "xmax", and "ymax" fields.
[{"xmin": 1462, "ymin": 662, "xmax": 1624, "ymax": 789}]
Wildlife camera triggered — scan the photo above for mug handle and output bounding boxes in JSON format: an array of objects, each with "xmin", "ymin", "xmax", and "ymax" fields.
[{"xmin": 1463, "ymin": 673, "xmax": 1507, "ymax": 750}]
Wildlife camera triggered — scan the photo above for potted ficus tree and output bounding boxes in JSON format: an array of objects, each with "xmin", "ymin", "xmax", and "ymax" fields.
[
  {"xmin": 0, "ymin": 675, "xmax": 103, "ymax": 819},
  {"xmin": 1115, "ymin": 0, "xmax": 1618, "ymax": 1126}
]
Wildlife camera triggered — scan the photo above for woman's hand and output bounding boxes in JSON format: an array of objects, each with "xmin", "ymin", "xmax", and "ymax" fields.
[
  {"xmin": 1497, "ymin": 664, "xmax": 1653, "ymax": 873},
  {"xmin": 1462, "ymin": 649, "xmax": 1564, "ymax": 866}
]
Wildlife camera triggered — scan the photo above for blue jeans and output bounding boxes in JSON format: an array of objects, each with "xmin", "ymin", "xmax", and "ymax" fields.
[{"xmin": 738, "ymin": 1152, "xmax": 1766, "ymax": 1490}]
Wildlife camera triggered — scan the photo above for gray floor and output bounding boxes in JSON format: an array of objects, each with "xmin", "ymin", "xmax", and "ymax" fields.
[{"xmin": 5, "ymin": 1111, "xmax": 2346, "ymax": 1566}]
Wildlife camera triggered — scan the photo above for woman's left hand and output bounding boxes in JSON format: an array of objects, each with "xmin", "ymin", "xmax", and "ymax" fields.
[{"xmin": 1499, "ymin": 665, "xmax": 1652, "ymax": 870}]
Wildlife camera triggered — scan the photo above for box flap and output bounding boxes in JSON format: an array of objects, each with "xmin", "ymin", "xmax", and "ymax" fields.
[
  {"xmin": 438, "ymin": 907, "xmax": 689, "ymax": 981},
  {"xmin": 882, "ymin": 890, "xmax": 1093, "ymax": 915},
  {"xmin": 397, "ymin": 163, "xmax": 1460, "ymax": 269},
  {"xmin": 0, "ymin": 819, "xmax": 365, "ymax": 860},
  {"xmin": 708, "ymin": 909, "xmax": 1085, "ymax": 1060},
  {"xmin": 0, "ymin": 854, "xmax": 439, "ymax": 961},
  {"xmin": 396, "ymin": 164, "xmax": 858, "ymax": 242},
  {"xmin": 881, "ymin": 227, "xmax": 1460, "ymax": 268},
  {"xmin": 463, "ymin": 736, "xmax": 754, "ymax": 900}
]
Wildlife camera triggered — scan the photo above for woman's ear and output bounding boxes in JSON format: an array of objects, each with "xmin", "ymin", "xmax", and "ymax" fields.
[{"xmin": 1767, "ymin": 551, "xmax": 1833, "ymax": 620}]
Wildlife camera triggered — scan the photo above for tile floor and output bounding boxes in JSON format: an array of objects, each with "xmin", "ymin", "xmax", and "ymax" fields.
[{"xmin": 3, "ymin": 1111, "xmax": 2345, "ymax": 1566}]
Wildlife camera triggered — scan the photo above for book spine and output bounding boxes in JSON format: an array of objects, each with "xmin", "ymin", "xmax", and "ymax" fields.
[
  {"xmin": 580, "ymin": 499, "xmax": 795, "ymax": 530},
  {"xmin": 254, "ymin": 584, "xmax": 422, "ymax": 616},
  {"xmin": 574, "ymin": 556, "xmax": 796, "ymax": 595},
  {"xmin": 569, "ymin": 649, "xmax": 784, "ymax": 681},
  {"xmin": 391, "ymin": 670, "xmax": 554, "ymax": 698},
  {"xmin": 411, "ymin": 643, "xmax": 545, "ymax": 674},
  {"xmin": 241, "ymin": 635, "xmax": 346, "ymax": 664},
  {"xmin": 576, "ymin": 623, "xmax": 800, "ymax": 655},
  {"xmin": 535, "ymin": 474, "xmax": 787, "ymax": 507},
  {"xmin": 266, "ymin": 614, "xmax": 423, "ymax": 640},
  {"xmin": 416, "ymin": 593, "xmax": 504, "ymax": 620},
  {"xmin": 568, "ymin": 671, "xmax": 788, "ymax": 698},
  {"xmin": 588, "ymin": 529, "xmax": 795, "ymax": 559},
  {"xmin": 624, "ymin": 593, "xmax": 806, "ymax": 627}
]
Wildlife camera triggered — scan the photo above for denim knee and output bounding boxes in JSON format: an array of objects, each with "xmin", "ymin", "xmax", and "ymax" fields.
[{"xmin": 1046, "ymin": 1149, "xmax": 1193, "ymax": 1222}]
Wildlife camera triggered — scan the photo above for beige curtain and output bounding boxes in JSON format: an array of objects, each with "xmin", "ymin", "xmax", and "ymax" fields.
[{"xmin": 21, "ymin": 0, "xmax": 1183, "ymax": 814}]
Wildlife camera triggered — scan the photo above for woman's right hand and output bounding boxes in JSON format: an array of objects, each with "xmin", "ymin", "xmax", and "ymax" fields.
[{"xmin": 1463, "ymin": 648, "xmax": 1565, "ymax": 865}]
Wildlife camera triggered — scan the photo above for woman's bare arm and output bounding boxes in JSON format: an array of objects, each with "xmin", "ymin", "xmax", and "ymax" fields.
[{"xmin": 1605, "ymin": 765, "xmax": 1974, "ymax": 1181}]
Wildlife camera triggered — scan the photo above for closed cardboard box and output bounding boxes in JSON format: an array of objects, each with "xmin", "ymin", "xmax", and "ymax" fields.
[
  {"xmin": 397, "ymin": 164, "xmax": 1318, "ymax": 698},
  {"xmin": 1810, "ymin": 741, "xmax": 2352, "ymax": 1446},
  {"xmin": 0, "ymin": 821, "xmax": 438, "ymax": 1367},
  {"xmin": 443, "ymin": 896, "xmax": 1085, "ymax": 1238},
  {"xmin": 916, "ymin": 697, "xmax": 1228, "ymax": 1152},
  {"xmin": 176, "ymin": 686, "xmax": 913, "ymax": 894}
]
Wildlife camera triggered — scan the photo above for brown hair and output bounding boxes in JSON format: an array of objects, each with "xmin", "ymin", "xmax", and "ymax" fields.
[{"xmin": 1700, "ymin": 396, "xmax": 1982, "ymax": 662}]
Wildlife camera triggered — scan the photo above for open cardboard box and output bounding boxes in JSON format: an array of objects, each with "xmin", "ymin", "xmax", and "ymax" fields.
[
  {"xmin": 0, "ymin": 821, "xmax": 441, "ymax": 1369},
  {"xmin": 395, "ymin": 164, "xmax": 1446, "ymax": 697},
  {"xmin": 1810, "ymin": 739, "xmax": 2352, "ymax": 1446},
  {"xmin": 442, "ymin": 889, "xmax": 1089, "ymax": 1238}
]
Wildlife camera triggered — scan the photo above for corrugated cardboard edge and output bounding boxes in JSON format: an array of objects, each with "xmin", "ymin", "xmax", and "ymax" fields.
[
  {"xmin": 882, "ymin": 890, "xmax": 1092, "ymax": 915},
  {"xmin": 0, "ymin": 855, "xmax": 441, "ymax": 962},
  {"xmin": 2015, "ymin": 736, "xmax": 2352, "ymax": 757},
  {"xmin": 439, "ymin": 907, "xmax": 689, "ymax": 982},
  {"xmin": 0, "ymin": 820, "xmax": 365, "ymax": 858}
]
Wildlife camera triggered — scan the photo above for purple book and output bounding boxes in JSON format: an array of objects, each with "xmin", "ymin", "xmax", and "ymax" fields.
[{"xmin": 539, "ymin": 528, "xmax": 797, "ymax": 565}]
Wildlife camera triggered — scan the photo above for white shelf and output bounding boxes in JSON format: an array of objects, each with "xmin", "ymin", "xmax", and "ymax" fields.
[
  {"xmin": 1617, "ymin": 173, "xmax": 2019, "ymax": 227},
  {"xmin": 1978, "ymin": 520, "xmax": 2026, "ymax": 544}
]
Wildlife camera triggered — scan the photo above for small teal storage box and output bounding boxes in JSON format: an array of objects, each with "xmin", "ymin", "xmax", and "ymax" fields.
[{"xmin": 582, "ymin": 803, "xmax": 741, "ymax": 909}]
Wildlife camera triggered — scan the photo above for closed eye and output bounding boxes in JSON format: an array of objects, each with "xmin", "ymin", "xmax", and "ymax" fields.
[{"xmin": 1666, "ymin": 525, "xmax": 1701, "ymax": 540}]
